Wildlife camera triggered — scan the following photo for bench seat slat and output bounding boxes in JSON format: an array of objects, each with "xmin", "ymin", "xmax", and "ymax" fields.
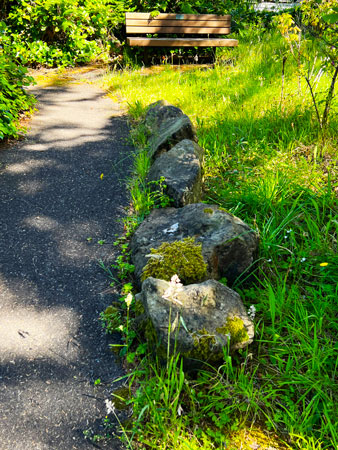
[
  {"xmin": 126, "ymin": 37, "xmax": 239, "ymax": 47},
  {"xmin": 126, "ymin": 12, "xmax": 231, "ymax": 20},
  {"xmin": 126, "ymin": 26, "xmax": 231, "ymax": 34},
  {"xmin": 126, "ymin": 19, "xmax": 231, "ymax": 27}
]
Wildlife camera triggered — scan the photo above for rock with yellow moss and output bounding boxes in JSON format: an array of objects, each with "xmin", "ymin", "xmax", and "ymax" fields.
[
  {"xmin": 139, "ymin": 277, "xmax": 254, "ymax": 363},
  {"xmin": 130, "ymin": 203, "xmax": 258, "ymax": 288}
]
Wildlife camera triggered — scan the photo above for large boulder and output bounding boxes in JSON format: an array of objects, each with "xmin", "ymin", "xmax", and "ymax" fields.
[
  {"xmin": 144, "ymin": 100, "xmax": 197, "ymax": 161},
  {"xmin": 130, "ymin": 203, "xmax": 259, "ymax": 287},
  {"xmin": 147, "ymin": 139, "xmax": 204, "ymax": 207},
  {"xmin": 139, "ymin": 277, "xmax": 254, "ymax": 360}
]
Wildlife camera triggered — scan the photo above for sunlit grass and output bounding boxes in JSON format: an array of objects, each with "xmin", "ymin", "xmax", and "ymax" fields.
[{"xmin": 99, "ymin": 30, "xmax": 338, "ymax": 450}]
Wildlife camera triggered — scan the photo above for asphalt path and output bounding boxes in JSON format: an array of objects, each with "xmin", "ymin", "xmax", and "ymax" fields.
[{"xmin": 0, "ymin": 73, "xmax": 133, "ymax": 449}]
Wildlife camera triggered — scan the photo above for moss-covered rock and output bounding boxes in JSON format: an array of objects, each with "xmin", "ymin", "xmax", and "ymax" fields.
[
  {"xmin": 130, "ymin": 203, "xmax": 259, "ymax": 289},
  {"xmin": 139, "ymin": 278, "xmax": 254, "ymax": 367},
  {"xmin": 141, "ymin": 237, "xmax": 207, "ymax": 285}
]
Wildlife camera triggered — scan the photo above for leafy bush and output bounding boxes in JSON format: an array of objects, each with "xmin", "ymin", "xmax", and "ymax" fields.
[
  {"xmin": 6, "ymin": 0, "xmax": 128, "ymax": 67},
  {"xmin": 0, "ymin": 21, "xmax": 35, "ymax": 139}
]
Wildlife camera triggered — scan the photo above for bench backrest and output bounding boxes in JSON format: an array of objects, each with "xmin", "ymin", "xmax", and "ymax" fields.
[{"xmin": 125, "ymin": 12, "xmax": 231, "ymax": 35}]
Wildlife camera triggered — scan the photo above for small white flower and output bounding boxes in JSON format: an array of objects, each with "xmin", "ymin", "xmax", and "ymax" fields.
[
  {"xmin": 300, "ymin": 257, "xmax": 306, "ymax": 263},
  {"xmin": 125, "ymin": 292, "xmax": 133, "ymax": 308},
  {"xmin": 105, "ymin": 399, "xmax": 115, "ymax": 415},
  {"xmin": 177, "ymin": 404, "xmax": 184, "ymax": 416},
  {"xmin": 267, "ymin": 259, "xmax": 272, "ymax": 263},
  {"xmin": 170, "ymin": 274, "xmax": 182, "ymax": 286},
  {"xmin": 248, "ymin": 305, "xmax": 256, "ymax": 321},
  {"xmin": 287, "ymin": 229, "xmax": 292, "ymax": 234},
  {"xmin": 118, "ymin": 325, "xmax": 124, "ymax": 332}
]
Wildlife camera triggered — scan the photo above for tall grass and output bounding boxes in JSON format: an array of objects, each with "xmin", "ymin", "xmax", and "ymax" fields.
[{"xmin": 100, "ymin": 30, "xmax": 338, "ymax": 449}]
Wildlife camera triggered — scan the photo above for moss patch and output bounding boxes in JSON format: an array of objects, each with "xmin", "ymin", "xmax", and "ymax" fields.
[
  {"xmin": 143, "ymin": 318, "xmax": 167, "ymax": 359},
  {"xmin": 203, "ymin": 208, "xmax": 214, "ymax": 214},
  {"xmin": 216, "ymin": 316, "xmax": 249, "ymax": 347},
  {"xmin": 135, "ymin": 298, "xmax": 145, "ymax": 316},
  {"xmin": 188, "ymin": 328, "xmax": 223, "ymax": 361},
  {"xmin": 141, "ymin": 237, "xmax": 207, "ymax": 284},
  {"xmin": 111, "ymin": 386, "xmax": 131, "ymax": 410}
]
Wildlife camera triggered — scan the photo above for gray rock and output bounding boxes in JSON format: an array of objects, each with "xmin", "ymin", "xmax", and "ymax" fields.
[
  {"xmin": 130, "ymin": 203, "xmax": 259, "ymax": 287},
  {"xmin": 140, "ymin": 278, "xmax": 254, "ymax": 360},
  {"xmin": 145, "ymin": 100, "xmax": 183, "ymax": 129},
  {"xmin": 144, "ymin": 100, "xmax": 197, "ymax": 161},
  {"xmin": 147, "ymin": 139, "xmax": 204, "ymax": 207}
]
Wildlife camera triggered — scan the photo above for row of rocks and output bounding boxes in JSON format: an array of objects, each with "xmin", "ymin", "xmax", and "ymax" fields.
[{"xmin": 130, "ymin": 101, "xmax": 259, "ymax": 364}]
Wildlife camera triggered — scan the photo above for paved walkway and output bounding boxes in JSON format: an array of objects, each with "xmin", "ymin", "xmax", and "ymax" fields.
[{"xmin": 0, "ymin": 73, "xmax": 133, "ymax": 449}]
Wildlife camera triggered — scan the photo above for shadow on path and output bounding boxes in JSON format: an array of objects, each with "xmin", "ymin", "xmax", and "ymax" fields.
[{"xmin": 0, "ymin": 82, "xmax": 134, "ymax": 449}]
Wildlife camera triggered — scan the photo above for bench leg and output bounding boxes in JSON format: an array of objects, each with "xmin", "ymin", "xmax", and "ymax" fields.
[{"xmin": 142, "ymin": 48, "xmax": 150, "ymax": 66}]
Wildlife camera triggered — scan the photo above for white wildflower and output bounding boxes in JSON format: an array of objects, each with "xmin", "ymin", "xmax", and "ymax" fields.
[
  {"xmin": 300, "ymin": 257, "xmax": 306, "ymax": 263},
  {"xmin": 248, "ymin": 305, "xmax": 256, "ymax": 321},
  {"xmin": 170, "ymin": 274, "xmax": 183, "ymax": 287},
  {"xmin": 125, "ymin": 292, "xmax": 133, "ymax": 308},
  {"xmin": 105, "ymin": 399, "xmax": 115, "ymax": 415},
  {"xmin": 118, "ymin": 325, "xmax": 124, "ymax": 332},
  {"xmin": 162, "ymin": 274, "xmax": 183, "ymax": 305}
]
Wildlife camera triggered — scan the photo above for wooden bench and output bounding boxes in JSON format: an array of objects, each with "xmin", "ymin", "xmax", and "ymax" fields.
[{"xmin": 125, "ymin": 12, "xmax": 238, "ymax": 48}]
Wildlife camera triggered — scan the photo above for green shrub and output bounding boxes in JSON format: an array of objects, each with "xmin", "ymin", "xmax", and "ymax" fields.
[
  {"xmin": 7, "ymin": 0, "xmax": 128, "ymax": 67},
  {"xmin": 0, "ymin": 21, "xmax": 35, "ymax": 139}
]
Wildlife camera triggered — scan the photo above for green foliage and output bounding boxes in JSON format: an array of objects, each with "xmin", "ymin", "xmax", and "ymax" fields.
[
  {"xmin": 141, "ymin": 237, "xmax": 207, "ymax": 284},
  {"xmin": 101, "ymin": 29, "xmax": 337, "ymax": 449},
  {"xmin": 129, "ymin": 0, "xmax": 245, "ymax": 15},
  {"xmin": 0, "ymin": 21, "xmax": 35, "ymax": 139},
  {"xmin": 276, "ymin": 1, "xmax": 338, "ymax": 127},
  {"xmin": 100, "ymin": 305, "xmax": 122, "ymax": 333},
  {"xmin": 6, "ymin": 0, "xmax": 129, "ymax": 67}
]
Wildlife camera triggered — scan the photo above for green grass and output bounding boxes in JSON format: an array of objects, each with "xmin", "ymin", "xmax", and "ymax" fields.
[{"xmin": 99, "ymin": 30, "xmax": 338, "ymax": 450}]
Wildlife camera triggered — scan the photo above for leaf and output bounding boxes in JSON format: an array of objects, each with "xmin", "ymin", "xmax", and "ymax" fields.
[
  {"xmin": 180, "ymin": 315, "xmax": 189, "ymax": 333},
  {"xmin": 322, "ymin": 13, "xmax": 338, "ymax": 24},
  {"xmin": 171, "ymin": 313, "xmax": 179, "ymax": 332}
]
